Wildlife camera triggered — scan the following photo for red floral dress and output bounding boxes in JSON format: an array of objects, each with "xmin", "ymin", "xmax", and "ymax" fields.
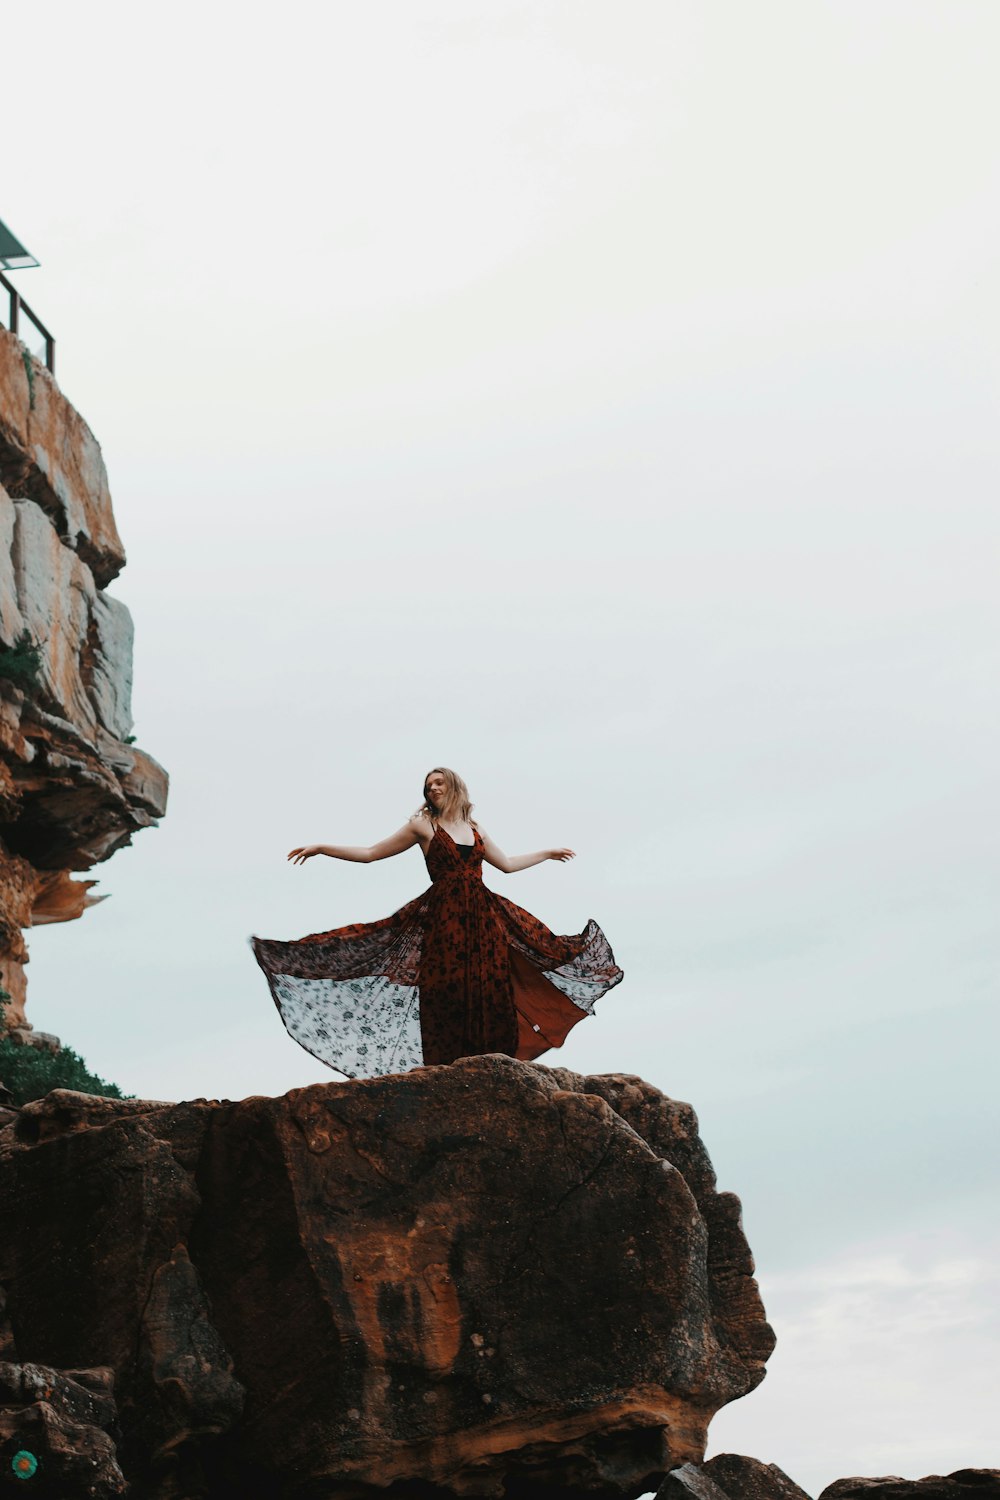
[{"xmin": 251, "ymin": 825, "xmax": 623, "ymax": 1079}]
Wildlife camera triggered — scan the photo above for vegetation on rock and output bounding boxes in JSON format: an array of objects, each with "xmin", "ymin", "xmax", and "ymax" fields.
[
  {"xmin": 0, "ymin": 994, "xmax": 127, "ymax": 1106},
  {"xmin": 0, "ymin": 1035, "xmax": 127, "ymax": 1107},
  {"xmin": 0, "ymin": 631, "xmax": 44, "ymax": 690}
]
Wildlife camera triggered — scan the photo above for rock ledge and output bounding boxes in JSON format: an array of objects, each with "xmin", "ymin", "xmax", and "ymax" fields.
[{"xmin": 0, "ymin": 1057, "xmax": 774, "ymax": 1498}]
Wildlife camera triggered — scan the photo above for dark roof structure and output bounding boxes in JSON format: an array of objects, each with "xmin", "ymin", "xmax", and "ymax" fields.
[{"xmin": 0, "ymin": 218, "xmax": 39, "ymax": 271}]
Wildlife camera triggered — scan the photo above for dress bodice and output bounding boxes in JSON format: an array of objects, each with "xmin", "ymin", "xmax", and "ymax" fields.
[{"xmin": 424, "ymin": 824, "xmax": 483, "ymax": 882}]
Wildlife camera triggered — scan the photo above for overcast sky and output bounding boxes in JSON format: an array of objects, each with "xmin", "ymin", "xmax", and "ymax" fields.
[{"xmin": 4, "ymin": 3, "xmax": 999, "ymax": 1492}]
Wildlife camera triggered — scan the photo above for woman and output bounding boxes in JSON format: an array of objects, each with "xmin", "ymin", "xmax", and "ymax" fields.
[{"xmin": 252, "ymin": 768, "xmax": 623, "ymax": 1080}]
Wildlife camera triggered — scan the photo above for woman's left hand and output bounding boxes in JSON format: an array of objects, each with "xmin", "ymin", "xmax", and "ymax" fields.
[{"xmin": 548, "ymin": 848, "xmax": 576, "ymax": 862}]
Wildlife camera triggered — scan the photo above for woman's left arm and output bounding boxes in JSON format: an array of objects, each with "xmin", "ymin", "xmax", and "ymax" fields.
[{"xmin": 479, "ymin": 829, "xmax": 575, "ymax": 874}]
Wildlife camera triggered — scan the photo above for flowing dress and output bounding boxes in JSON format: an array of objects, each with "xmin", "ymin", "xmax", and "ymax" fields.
[{"xmin": 251, "ymin": 824, "xmax": 623, "ymax": 1079}]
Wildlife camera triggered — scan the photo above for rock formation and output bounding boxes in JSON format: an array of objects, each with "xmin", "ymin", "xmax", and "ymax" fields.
[
  {"xmin": 703, "ymin": 1453, "xmax": 813, "ymax": 1500},
  {"xmin": 0, "ymin": 1359, "xmax": 126, "ymax": 1498},
  {"xmin": 0, "ymin": 1057, "xmax": 775, "ymax": 1498},
  {"xmin": 0, "ymin": 328, "xmax": 166, "ymax": 1027},
  {"xmin": 818, "ymin": 1476, "xmax": 1000, "ymax": 1500},
  {"xmin": 657, "ymin": 1455, "xmax": 811, "ymax": 1500},
  {"xmin": 657, "ymin": 1462, "xmax": 1000, "ymax": 1500}
]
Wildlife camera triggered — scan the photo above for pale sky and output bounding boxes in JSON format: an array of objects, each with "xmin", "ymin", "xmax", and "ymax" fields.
[{"xmin": 4, "ymin": 3, "xmax": 999, "ymax": 1493}]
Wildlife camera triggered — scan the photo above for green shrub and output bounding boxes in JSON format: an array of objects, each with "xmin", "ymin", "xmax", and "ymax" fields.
[
  {"xmin": 0, "ymin": 631, "xmax": 44, "ymax": 689},
  {"xmin": 0, "ymin": 1032, "xmax": 128, "ymax": 1108}
]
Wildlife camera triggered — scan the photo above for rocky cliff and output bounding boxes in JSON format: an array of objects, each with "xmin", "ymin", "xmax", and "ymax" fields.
[
  {"xmin": 0, "ymin": 328, "xmax": 167, "ymax": 1027},
  {"xmin": 0, "ymin": 1057, "xmax": 775, "ymax": 1499}
]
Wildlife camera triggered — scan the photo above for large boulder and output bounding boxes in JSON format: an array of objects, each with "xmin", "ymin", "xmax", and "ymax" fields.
[
  {"xmin": 704, "ymin": 1453, "xmax": 812, "ymax": 1500},
  {"xmin": 655, "ymin": 1456, "xmax": 811, "ymax": 1500},
  {"xmin": 0, "ymin": 1058, "xmax": 775, "ymax": 1498},
  {"xmin": 657, "ymin": 1464, "xmax": 733, "ymax": 1500},
  {"xmin": 820, "ymin": 1475, "xmax": 1000, "ymax": 1500}
]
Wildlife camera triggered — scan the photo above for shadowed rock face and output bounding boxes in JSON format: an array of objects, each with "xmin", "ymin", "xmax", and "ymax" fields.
[
  {"xmin": 0, "ymin": 328, "xmax": 167, "ymax": 1025},
  {"xmin": 546, "ymin": 1073, "xmax": 775, "ymax": 1373},
  {"xmin": 819, "ymin": 1475, "xmax": 1000, "ymax": 1500},
  {"xmin": 0, "ymin": 1058, "xmax": 775, "ymax": 1498},
  {"xmin": 703, "ymin": 1452, "xmax": 812, "ymax": 1500},
  {"xmin": 0, "ymin": 1361, "xmax": 126, "ymax": 1498},
  {"xmin": 656, "ymin": 1460, "xmax": 1000, "ymax": 1500},
  {"xmin": 657, "ymin": 1454, "xmax": 812, "ymax": 1500}
]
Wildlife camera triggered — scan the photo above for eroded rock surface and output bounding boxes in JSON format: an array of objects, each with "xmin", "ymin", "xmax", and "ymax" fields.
[
  {"xmin": 657, "ymin": 1460, "xmax": 1000, "ymax": 1500},
  {"xmin": 703, "ymin": 1452, "xmax": 812, "ymax": 1500},
  {"xmin": 0, "ymin": 328, "xmax": 167, "ymax": 1024},
  {"xmin": 820, "ymin": 1475, "xmax": 1000, "ymax": 1500},
  {"xmin": 657, "ymin": 1463, "xmax": 733, "ymax": 1500},
  {"xmin": 0, "ymin": 330, "xmax": 124, "ymax": 585},
  {"xmin": 0, "ymin": 1360, "xmax": 126, "ymax": 1497},
  {"xmin": 657, "ymin": 1454, "xmax": 812, "ymax": 1500},
  {"xmin": 0, "ymin": 1057, "xmax": 775, "ymax": 1498}
]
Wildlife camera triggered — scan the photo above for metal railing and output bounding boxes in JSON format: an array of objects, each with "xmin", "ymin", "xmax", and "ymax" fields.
[{"xmin": 0, "ymin": 269, "xmax": 55, "ymax": 375}]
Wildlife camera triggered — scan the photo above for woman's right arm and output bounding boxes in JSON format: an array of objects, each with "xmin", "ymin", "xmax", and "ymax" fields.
[{"xmin": 288, "ymin": 819, "xmax": 427, "ymax": 866}]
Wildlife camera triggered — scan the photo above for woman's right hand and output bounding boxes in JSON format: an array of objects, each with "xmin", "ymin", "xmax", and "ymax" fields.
[{"xmin": 288, "ymin": 845, "xmax": 323, "ymax": 865}]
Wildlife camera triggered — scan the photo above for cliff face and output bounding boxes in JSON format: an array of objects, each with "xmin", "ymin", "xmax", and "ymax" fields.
[
  {"xmin": 0, "ymin": 1057, "xmax": 775, "ymax": 1499},
  {"xmin": 0, "ymin": 328, "xmax": 167, "ymax": 1025}
]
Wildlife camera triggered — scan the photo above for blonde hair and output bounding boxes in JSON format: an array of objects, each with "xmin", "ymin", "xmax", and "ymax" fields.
[{"xmin": 415, "ymin": 767, "xmax": 475, "ymax": 827}]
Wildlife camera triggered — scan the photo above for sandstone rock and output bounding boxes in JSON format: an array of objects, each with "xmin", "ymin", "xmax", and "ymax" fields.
[
  {"xmin": 0, "ymin": 1359, "xmax": 118, "ymax": 1430},
  {"xmin": 0, "ymin": 485, "xmax": 24, "ymax": 645},
  {"xmin": 6, "ymin": 494, "xmax": 136, "ymax": 743},
  {"xmin": 30, "ymin": 868, "xmax": 106, "ymax": 925},
  {"xmin": 4, "ymin": 698, "xmax": 153, "ymax": 871},
  {"xmin": 0, "ymin": 1359, "xmax": 127, "ymax": 1497},
  {"xmin": 704, "ymin": 1452, "xmax": 813, "ymax": 1500},
  {"xmin": 0, "ymin": 1282, "xmax": 15, "ymax": 1358},
  {"xmin": 547, "ymin": 1072, "xmax": 775, "ymax": 1371},
  {"xmin": 820, "ymin": 1474, "xmax": 1000, "ymax": 1500},
  {"xmin": 0, "ymin": 340, "xmax": 167, "ymax": 1023},
  {"xmin": 658, "ymin": 1464, "xmax": 733, "ymax": 1500},
  {"xmin": 0, "ymin": 329, "xmax": 125, "ymax": 586},
  {"xmin": 5, "ymin": 1026, "xmax": 61, "ymax": 1052},
  {"xmin": 0, "ymin": 669, "xmax": 167, "ymax": 1007},
  {"xmin": 0, "ymin": 345, "xmax": 32, "ymax": 522},
  {"xmin": 87, "ymin": 592, "xmax": 134, "ymax": 742},
  {"xmin": 137, "ymin": 1244, "xmax": 245, "ymax": 1474},
  {"xmin": 115, "ymin": 742, "xmax": 169, "ymax": 818},
  {"xmin": 0, "ymin": 758, "xmax": 22, "ymax": 820},
  {"xmin": 655, "ymin": 1457, "xmax": 1000, "ymax": 1500},
  {"xmin": 0, "ymin": 841, "xmax": 36, "ymax": 942},
  {"xmin": 0, "ymin": 841, "xmax": 36, "ymax": 1024},
  {"xmin": 0, "ymin": 1059, "xmax": 774, "ymax": 1498},
  {"xmin": 10, "ymin": 494, "xmax": 99, "ymax": 731},
  {"xmin": 12, "ymin": 1087, "xmax": 175, "ymax": 1143},
  {"xmin": 0, "ymin": 683, "xmax": 34, "ymax": 765}
]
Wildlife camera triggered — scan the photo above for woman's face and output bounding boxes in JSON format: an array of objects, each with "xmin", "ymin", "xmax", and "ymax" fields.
[{"xmin": 425, "ymin": 772, "xmax": 448, "ymax": 810}]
